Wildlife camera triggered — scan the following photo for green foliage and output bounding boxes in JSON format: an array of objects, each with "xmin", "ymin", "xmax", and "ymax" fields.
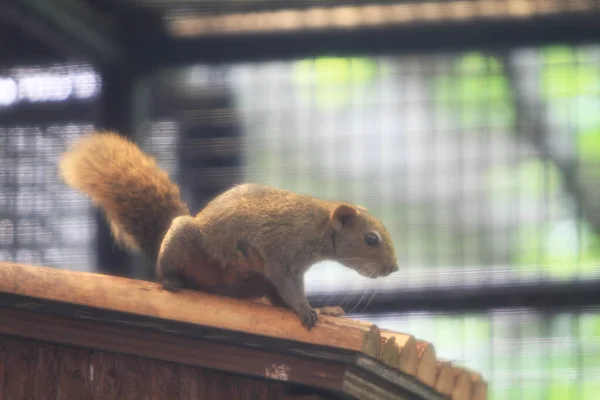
[
  {"xmin": 293, "ymin": 57, "xmax": 378, "ymax": 109},
  {"xmin": 578, "ymin": 128, "xmax": 600, "ymax": 162},
  {"xmin": 433, "ymin": 52, "xmax": 514, "ymax": 129},
  {"xmin": 486, "ymin": 158, "xmax": 562, "ymax": 200},
  {"xmin": 513, "ymin": 220, "xmax": 600, "ymax": 279},
  {"xmin": 542, "ymin": 46, "xmax": 600, "ymax": 98},
  {"xmin": 580, "ymin": 313, "xmax": 600, "ymax": 338}
]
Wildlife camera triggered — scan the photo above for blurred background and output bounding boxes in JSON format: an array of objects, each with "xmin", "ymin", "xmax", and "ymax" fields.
[{"xmin": 1, "ymin": 0, "xmax": 600, "ymax": 398}]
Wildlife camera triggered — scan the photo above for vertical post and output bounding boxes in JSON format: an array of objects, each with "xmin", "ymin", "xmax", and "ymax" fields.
[{"xmin": 95, "ymin": 66, "xmax": 143, "ymax": 278}]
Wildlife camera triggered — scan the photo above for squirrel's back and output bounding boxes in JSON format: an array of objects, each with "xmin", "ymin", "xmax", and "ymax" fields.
[{"xmin": 59, "ymin": 132, "xmax": 190, "ymax": 262}]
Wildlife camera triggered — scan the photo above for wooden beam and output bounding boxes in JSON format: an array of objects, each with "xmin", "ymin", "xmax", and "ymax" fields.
[
  {"xmin": 0, "ymin": 333, "xmax": 290, "ymax": 400},
  {"xmin": 0, "ymin": 307, "xmax": 346, "ymax": 393},
  {"xmin": 0, "ymin": 261, "xmax": 487, "ymax": 399},
  {"xmin": 0, "ymin": 262, "xmax": 371, "ymax": 352},
  {"xmin": 0, "ymin": 306, "xmax": 447, "ymax": 400}
]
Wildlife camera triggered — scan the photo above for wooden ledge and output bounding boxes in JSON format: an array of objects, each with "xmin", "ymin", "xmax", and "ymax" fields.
[
  {"xmin": 0, "ymin": 261, "xmax": 374, "ymax": 350},
  {"xmin": 0, "ymin": 262, "xmax": 487, "ymax": 400}
]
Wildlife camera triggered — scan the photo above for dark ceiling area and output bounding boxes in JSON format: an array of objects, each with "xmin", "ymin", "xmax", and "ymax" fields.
[{"xmin": 2, "ymin": 0, "xmax": 600, "ymax": 71}]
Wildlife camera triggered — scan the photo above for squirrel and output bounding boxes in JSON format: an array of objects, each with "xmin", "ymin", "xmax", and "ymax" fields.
[{"xmin": 59, "ymin": 131, "xmax": 399, "ymax": 330}]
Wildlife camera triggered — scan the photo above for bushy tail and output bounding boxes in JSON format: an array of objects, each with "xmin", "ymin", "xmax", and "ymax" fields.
[{"xmin": 59, "ymin": 131, "xmax": 190, "ymax": 262}]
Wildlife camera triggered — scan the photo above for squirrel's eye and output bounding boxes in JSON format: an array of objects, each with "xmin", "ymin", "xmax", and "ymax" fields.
[{"xmin": 365, "ymin": 233, "xmax": 379, "ymax": 246}]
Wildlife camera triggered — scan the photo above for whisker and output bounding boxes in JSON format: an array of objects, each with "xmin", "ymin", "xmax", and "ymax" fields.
[
  {"xmin": 361, "ymin": 286, "xmax": 379, "ymax": 313},
  {"xmin": 348, "ymin": 289, "xmax": 369, "ymax": 314}
]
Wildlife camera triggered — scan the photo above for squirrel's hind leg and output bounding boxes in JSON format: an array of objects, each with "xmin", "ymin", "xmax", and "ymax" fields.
[
  {"xmin": 161, "ymin": 275, "xmax": 184, "ymax": 292},
  {"xmin": 157, "ymin": 215, "xmax": 205, "ymax": 292}
]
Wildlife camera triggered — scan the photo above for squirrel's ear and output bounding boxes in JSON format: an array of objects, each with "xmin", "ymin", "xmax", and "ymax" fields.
[{"xmin": 330, "ymin": 204, "xmax": 358, "ymax": 230}]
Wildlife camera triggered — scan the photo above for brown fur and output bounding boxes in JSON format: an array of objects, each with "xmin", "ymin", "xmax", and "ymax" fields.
[
  {"xmin": 59, "ymin": 131, "xmax": 399, "ymax": 329},
  {"xmin": 59, "ymin": 132, "xmax": 189, "ymax": 262}
]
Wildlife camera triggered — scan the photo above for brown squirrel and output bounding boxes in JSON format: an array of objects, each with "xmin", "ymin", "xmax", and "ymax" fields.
[{"xmin": 59, "ymin": 131, "xmax": 399, "ymax": 329}]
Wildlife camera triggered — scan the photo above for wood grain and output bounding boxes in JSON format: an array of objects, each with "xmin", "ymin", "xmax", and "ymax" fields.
[
  {"xmin": 0, "ymin": 337, "xmax": 8, "ymax": 396},
  {"xmin": 415, "ymin": 341, "xmax": 437, "ymax": 386},
  {"xmin": 4, "ymin": 336, "xmax": 37, "ymax": 399},
  {"xmin": 115, "ymin": 353, "xmax": 153, "ymax": 399},
  {"xmin": 434, "ymin": 361, "xmax": 454, "ymax": 395},
  {"xmin": 150, "ymin": 359, "xmax": 180, "ymax": 399},
  {"xmin": 90, "ymin": 351, "xmax": 119, "ymax": 400},
  {"xmin": 451, "ymin": 367, "xmax": 473, "ymax": 400},
  {"xmin": 361, "ymin": 324, "xmax": 382, "ymax": 358},
  {"xmin": 381, "ymin": 335, "xmax": 400, "ymax": 368},
  {"xmin": 57, "ymin": 346, "xmax": 92, "ymax": 400},
  {"xmin": 0, "ymin": 335, "xmax": 293, "ymax": 400},
  {"xmin": 468, "ymin": 370, "xmax": 487, "ymax": 400},
  {"xmin": 0, "ymin": 262, "xmax": 369, "ymax": 353},
  {"xmin": 382, "ymin": 332, "xmax": 418, "ymax": 375},
  {"xmin": 472, "ymin": 379, "xmax": 487, "ymax": 400},
  {"xmin": 0, "ymin": 307, "xmax": 345, "ymax": 392},
  {"xmin": 178, "ymin": 365, "xmax": 200, "ymax": 399}
]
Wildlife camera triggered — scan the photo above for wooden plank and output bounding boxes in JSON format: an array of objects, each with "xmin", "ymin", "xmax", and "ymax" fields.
[
  {"xmin": 90, "ymin": 351, "xmax": 119, "ymax": 400},
  {"xmin": 0, "ymin": 262, "xmax": 370, "ymax": 353},
  {"xmin": 0, "ymin": 335, "xmax": 11, "ymax": 397},
  {"xmin": 150, "ymin": 359, "xmax": 180, "ymax": 399},
  {"xmin": 0, "ymin": 333, "xmax": 293, "ymax": 400},
  {"xmin": 33, "ymin": 343, "xmax": 59, "ymax": 400},
  {"xmin": 0, "ymin": 261, "xmax": 476, "ymax": 399},
  {"xmin": 0, "ymin": 307, "xmax": 346, "ymax": 393},
  {"xmin": 114, "ymin": 354, "xmax": 153, "ymax": 399},
  {"xmin": 3, "ymin": 336, "xmax": 37, "ymax": 399},
  {"xmin": 219, "ymin": 372, "xmax": 245, "ymax": 400},
  {"xmin": 56, "ymin": 346, "xmax": 92, "ymax": 400},
  {"xmin": 254, "ymin": 375, "xmax": 286, "ymax": 400},
  {"xmin": 178, "ymin": 365, "xmax": 200, "ymax": 400},
  {"xmin": 0, "ymin": 307, "xmax": 445, "ymax": 400}
]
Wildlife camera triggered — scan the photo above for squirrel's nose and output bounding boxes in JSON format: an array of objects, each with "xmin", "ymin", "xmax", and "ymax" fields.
[{"xmin": 389, "ymin": 262, "xmax": 399, "ymax": 273}]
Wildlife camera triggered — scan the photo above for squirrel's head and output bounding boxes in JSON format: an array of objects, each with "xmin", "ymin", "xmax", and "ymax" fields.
[{"xmin": 328, "ymin": 204, "xmax": 398, "ymax": 279}]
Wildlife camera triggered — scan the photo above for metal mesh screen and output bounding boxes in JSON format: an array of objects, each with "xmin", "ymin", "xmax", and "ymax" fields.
[
  {"xmin": 145, "ymin": 43, "xmax": 600, "ymax": 399},
  {"xmin": 151, "ymin": 45, "xmax": 600, "ymax": 291},
  {"xmin": 0, "ymin": 63, "xmax": 102, "ymax": 271}
]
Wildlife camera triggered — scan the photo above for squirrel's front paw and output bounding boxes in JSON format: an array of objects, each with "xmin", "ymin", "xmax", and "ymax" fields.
[
  {"xmin": 299, "ymin": 308, "xmax": 319, "ymax": 330},
  {"xmin": 161, "ymin": 276, "xmax": 184, "ymax": 292}
]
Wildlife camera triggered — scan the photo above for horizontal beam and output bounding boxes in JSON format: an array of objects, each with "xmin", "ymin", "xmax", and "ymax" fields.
[
  {"xmin": 0, "ymin": 307, "xmax": 354, "ymax": 398},
  {"xmin": 309, "ymin": 280, "xmax": 600, "ymax": 315},
  {"xmin": 0, "ymin": 262, "xmax": 364, "ymax": 350},
  {"xmin": 166, "ymin": 0, "xmax": 600, "ymax": 38},
  {"xmin": 0, "ymin": 306, "xmax": 449, "ymax": 400},
  {"xmin": 149, "ymin": 11, "xmax": 600, "ymax": 66}
]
